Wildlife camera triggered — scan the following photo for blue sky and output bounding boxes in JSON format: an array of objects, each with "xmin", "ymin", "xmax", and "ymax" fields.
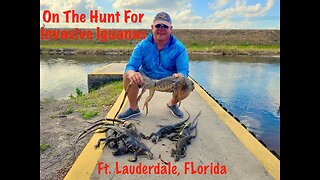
[{"xmin": 40, "ymin": 0, "xmax": 280, "ymax": 29}]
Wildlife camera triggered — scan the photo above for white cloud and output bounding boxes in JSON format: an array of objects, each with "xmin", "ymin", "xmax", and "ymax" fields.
[
  {"xmin": 40, "ymin": 0, "xmax": 108, "ymax": 28},
  {"xmin": 192, "ymin": 0, "xmax": 277, "ymax": 29},
  {"xmin": 40, "ymin": 0, "xmax": 92, "ymax": 14},
  {"xmin": 112, "ymin": 0, "xmax": 190, "ymax": 11},
  {"xmin": 209, "ymin": 0, "xmax": 230, "ymax": 10},
  {"xmin": 169, "ymin": 3, "xmax": 203, "ymax": 28},
  {"xmin": 111, "ymin": 0, "xmax": 202, "ymax": 29},
  {"xmin": 214, "ymin": 0, "xmax": 274, "ymax": 18}
]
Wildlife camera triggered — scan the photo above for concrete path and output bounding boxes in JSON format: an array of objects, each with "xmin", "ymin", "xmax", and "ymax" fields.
[{"xmin": 65, "ymin": 63, "xmax": 279, "ymax": 180}]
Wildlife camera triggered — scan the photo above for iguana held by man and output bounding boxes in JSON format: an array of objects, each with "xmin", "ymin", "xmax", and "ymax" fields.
[
  {"xmin": 114, "ymin": 75, "xmax": 194, "ymax": 118},
  {"xmin": 137, "ymin": 75, "xmax": 194, "ymax": 115}
]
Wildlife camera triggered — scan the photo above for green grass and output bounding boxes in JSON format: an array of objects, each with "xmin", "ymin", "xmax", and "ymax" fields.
[
  {"xmin": 40, "ymin": 41, "xmax": 134, "ymax": 50},
  {"xmin": 48, "ymin": 114, "xmax": 56, "ymax": 119},
  {"xmin": 62, "ymin": 106, "xmax": 74, "ymax": 115},
  {"xmin": 41, "ymin": 42, "xmax": 279, "ymax": 55},
  {"xmin": 80, "ymin": 109, "xmax": 99, "ymax": 119},
  {"xmin": 41, "ymin": 81, "xmax": 123, "ymax": 120},
  {"xmin": 187, "ymin": 44, "xmax": 279, "ymax": 52},
  {"xmin": 40, "ymin": 143, "xmax": 51, "ymax": 152},
  {"xmin": 72, "ymin": 80, "xmax": 123, "ymax": 119},
  {"xmin": 40, "ymin": 43, "xmax": 134, "ymax": 50},
  {"xmin": 40, "ymin": 96, "xmax": 57, "ymax": 104}
]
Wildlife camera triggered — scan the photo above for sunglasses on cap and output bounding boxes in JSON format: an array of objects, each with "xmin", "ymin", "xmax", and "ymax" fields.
[{"xmin": 155, "ymin": 24, "xmax": 169, "ymax": 29}]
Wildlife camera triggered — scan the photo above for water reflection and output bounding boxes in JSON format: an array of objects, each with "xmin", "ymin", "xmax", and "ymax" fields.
[
  {"xmin": 40, "ymin": 54, "xmax": 130, "ymax": 100},
  {"xmin": 189, "ymin": 54, "xmax": 280, "ymax": 63},
  {"xmin": 189, "ymin": 57, "xmax": 280, "ymax": 156}
]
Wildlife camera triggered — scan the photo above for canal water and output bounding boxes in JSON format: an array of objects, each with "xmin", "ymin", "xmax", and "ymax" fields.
[{"xmin": 40, "ymin": 54, "xmax": 280, "ymax": 157}]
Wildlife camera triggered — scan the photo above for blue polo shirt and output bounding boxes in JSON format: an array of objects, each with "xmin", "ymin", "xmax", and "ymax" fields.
[{"xmin": 125, "ymin": 34, "xmax": 189, "ymax": 79}]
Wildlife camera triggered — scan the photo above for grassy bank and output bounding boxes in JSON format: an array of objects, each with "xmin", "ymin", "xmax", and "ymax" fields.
[
  {"xmin": 41, "ymin": 80, "xmax": 123, "ymax": 120},
  {"xmin": 40, "ymin": 29, "xmax": 280, "ymax": 56}
]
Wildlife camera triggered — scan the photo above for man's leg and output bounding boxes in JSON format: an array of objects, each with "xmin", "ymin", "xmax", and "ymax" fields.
[
  {"xmin": 123, "ymin": 73, "xmax": 139, "ymax": 110},
  {"xmin": 168, "ymin": 92, "xmax": 190, "ymax": 106},
  {"xmin": 118, "ymin": 73, "xmax": 141, "ymax": 119}
]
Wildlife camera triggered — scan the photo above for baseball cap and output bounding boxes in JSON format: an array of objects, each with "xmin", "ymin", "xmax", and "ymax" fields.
[{"xmin": 153, "ymin": 12, "xmax": 172, "ymax": 26}]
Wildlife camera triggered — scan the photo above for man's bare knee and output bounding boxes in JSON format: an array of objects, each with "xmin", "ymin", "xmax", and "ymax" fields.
[
  {"xmin": 122, "ymin": 73, "xmax": 140, "ymax": 108},
  {"xmin": 169, "ymin": 91, "xmax": 190, "ymax": 106},
  {"xmin": 174, "ymin": 91, "xmax": 190, "ymax": 100},
  {"xmin": 123, "ymin": 73, "xmax": 130, "ymax": 85}
]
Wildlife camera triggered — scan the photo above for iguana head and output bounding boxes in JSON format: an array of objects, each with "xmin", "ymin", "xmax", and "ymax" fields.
[
  {"xmin": 173, "ymin": 147, "xmax": 186, "ymax": 162},
  {"xmin": 145, "ymin": 151, "xmax": 154, "ymax": 160}
]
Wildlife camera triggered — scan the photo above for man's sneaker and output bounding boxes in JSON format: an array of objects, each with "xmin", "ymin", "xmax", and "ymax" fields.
[
  {"xmin": 167, "ymin": 104, "xmax": 184, "ymax": 118},
  {"xmin": 117, "ymin": 108, "xmax": 141, "ymax": 119}
]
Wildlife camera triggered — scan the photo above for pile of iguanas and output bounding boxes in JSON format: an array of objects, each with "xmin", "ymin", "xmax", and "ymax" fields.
[
  {"xmin": 76, "ymin": 110, "xmax": 201, "ymax": 162},
  {"xmin": 76, "ymin": 118, "xmax": 153, "ymax": 162},
  {"xmin": 76, "ymin": 75, "xmax": 200, "ymax": 162},
  {"xmin": 142, "ymin": 110, "xmax": 201, "ymax": 162}
]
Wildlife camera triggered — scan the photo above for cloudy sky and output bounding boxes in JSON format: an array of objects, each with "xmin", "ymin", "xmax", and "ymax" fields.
[{"xmin": 40, "ymin": 0, "xmax": 280, "ymax": 29}]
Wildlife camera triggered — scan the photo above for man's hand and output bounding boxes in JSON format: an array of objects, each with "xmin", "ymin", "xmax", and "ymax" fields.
[
  {"xmin": 172, "ymin": 73, "xmax": 184, "ymax": 78},
  {"xmin": 127, "ymin": 71, "xmax": 144, "ymax": 85}
]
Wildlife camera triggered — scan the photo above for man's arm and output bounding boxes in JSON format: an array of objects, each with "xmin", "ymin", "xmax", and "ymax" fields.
[
  {"xmin": 175, "ymin": 48, "xmax": 189, "ymax": 78},
  {"xmin": 125, "ymin": 44, "xmax": 144, "ymax": 85},
  {"xmin": 125, "ymin": 44, "xmax": 143, "ymax": 74}
]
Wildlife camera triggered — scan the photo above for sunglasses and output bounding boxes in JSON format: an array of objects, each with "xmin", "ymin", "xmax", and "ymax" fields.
[{"xmin": 155, "ymin": 24, "xmax": 169, "ymax": 29}]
